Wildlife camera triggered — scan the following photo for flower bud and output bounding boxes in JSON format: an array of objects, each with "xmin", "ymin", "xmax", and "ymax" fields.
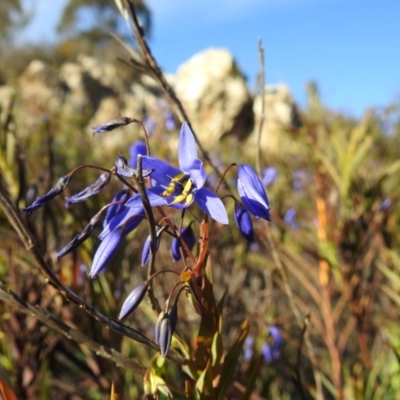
[
  {"xmin": 23, "ymin": 174, "xmax": 71, "ymax": 216},
  {"xmin": 92, "ymin": 117, "xmax": 134, "ymax": 133},
  {"xmin": 66, "ymin": 173, "xmax": 110, "ymax": 207},
  {"xmin": 118, "ymin": 282, "xmax": 149, "ymax": 320},
  {"xmin": 234, "ymin": 202, "xmax": 254, "ymax": 242}
]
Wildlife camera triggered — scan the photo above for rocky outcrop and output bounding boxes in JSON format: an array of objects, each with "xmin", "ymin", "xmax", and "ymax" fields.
[
  {"xmin": 174, "ymin": 48, "xmax": 254, "ymax": 145},
  {"xmin": 2, "ymin": 49, "xmax": 300, "ymax": 154}
]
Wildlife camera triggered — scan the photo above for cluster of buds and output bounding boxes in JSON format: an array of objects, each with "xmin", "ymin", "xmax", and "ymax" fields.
[{"xmin": 23, "ymin": 118, "xmax": 272, "ymax": 357}]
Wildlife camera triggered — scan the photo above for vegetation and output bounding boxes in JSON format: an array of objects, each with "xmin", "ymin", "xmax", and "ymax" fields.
[{"xmin": 1, "ymin": 1, "xmax": 400, "ymax": 399}]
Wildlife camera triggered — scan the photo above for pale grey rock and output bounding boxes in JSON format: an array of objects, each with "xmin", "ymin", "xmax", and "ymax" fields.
[
  {"xmin": 174, "ymin": 48, "xmax": 254, "ymax": 146},
  {"xmin": 251, "ymin": 83, "xmax": 301, "ymax": 151}
]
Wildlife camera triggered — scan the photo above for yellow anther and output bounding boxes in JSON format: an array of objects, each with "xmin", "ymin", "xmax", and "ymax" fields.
[
  {"xmin": 161, "ymin": 172, "xmax": 187, "ymax": 197},
  {"xmin": 171, "ymin": 194, "xmax": 187, "ymax": 204},
  {"xmin": 185, "ymin": 193, "xmax": 194, "ymax": 204},
  {"xmin": 182, "ymin": 178, "xmax": 193, "ymax": 194}
]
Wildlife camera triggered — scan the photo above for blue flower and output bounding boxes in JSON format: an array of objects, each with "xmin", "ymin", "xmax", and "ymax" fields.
[
  {"xmin": 128, "ymin": 141, "xmax": 147, "ymax": 169},
  {"xmin": 261, "ymin": 167, "xmax": 278, "ymax": 187},
  {"xmin": 90, "ymin": 199, "xmax": 145, "ymax": 277},
  {"xmin": 126, "ymin": 123, "xmax": 229, "ymax": 225},
  {"xmin": 103, "ymin": 189, "xmax": 130, "ymax": 229},
  {"xmin": 283, "ymin": 207, "xmax": 299, "ymax": 230},
  {"xmin": 89, "ymin": 226, "xmax": 125, "ymax": 278},
  {"xmin": 243, "ymin": 336, "xmax": 255, "ymax": 361},
  {"xmin": 234, "ymin": 202, "xmax": 254, "ymax": 242},
  {"xmin": 171, "ymin": 224, "xmax": 196, "ymax": 261},
  {"xmin": 237, "ymin": 164, "xmax": 271, "ymax": 221},
  {"xmin": 262, "ymin": 326, "xmax": 284, "ymax": 362}
]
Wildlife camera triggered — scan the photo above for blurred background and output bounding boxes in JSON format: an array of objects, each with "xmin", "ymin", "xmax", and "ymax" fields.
[
  {"xmin": 7, "ymin": 0, "xmax": 400, "ymax": 117},
  {"xmin": 1, "ymin": 0, "xmax": 400, "ymax": 399}
]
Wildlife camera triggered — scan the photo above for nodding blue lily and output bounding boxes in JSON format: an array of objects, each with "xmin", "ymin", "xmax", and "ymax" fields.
[
  {"xmin": 171, "ymin": 224, "xmax": 196, "ymax": 261},
  {"xmin": 237, "ymin": 164, "xmax": 271, "ymax": 221},
  {"xmin": 126, "ymin": 122, "xmax": 229, "ymax": 225},
  {"xmin": 234, "ymin": 202, "xmax": 254, "ymax": 242}
]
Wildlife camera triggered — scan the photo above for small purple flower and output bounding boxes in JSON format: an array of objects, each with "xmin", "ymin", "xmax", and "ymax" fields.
[
  {"xmin": 171, "ymin": 224, "xmax": 196, "ymax": 261},
  {"xmin": 128, "ymin": 141, "xmax": 147, "ymax": 169},
  {"xmin": 262, "ymin": 326, "xmax": 284, "ymax": 362},
  {"xmin": 126, "ymin": 123, "xmax": 229, "ymax": 225},
  {"xmin": 292, "ymin": 170, "xmax": 306, "ymax": 191},
  {"xmin": 118, "ymin": 282, "xmax": 149, "ymax": 320},
  {"xmin": 261, "ymin": 167, "xmax": 278, "ymax": 187},
  {"xmin": 92, "ymin": 117, "xmax": 134, "ymax": 134},
  {"xmin": 243, "ymin": 336, "xmax": 254, "ymax": 361},
  {"xmin": 283, "ymin": 208, "xmax": 299, "ymax": 230},
  {"xmin": 66, "ymin": 173, "xmax": 111, "ymax": 207},
  {"xmin": 164, "ymin": 110, "xmax": 176, "ymax": 131},
  {"xmin": 234, "ymin": 202, "xmax": 254, "ymax": 242},
  {"xmin": 143, "ymin": 116, "xmax": 156, "ymax": 136},
  {"xmin": 380, "ymin": 198, "xmax": 392, "ymax": 211},
  {"xmin": 23, "ymin": 174, "xmax": 71, "ymax": 216},
  {"xmin": 237, "ymin": 164, "xmax": 271, "ymax": 221}
]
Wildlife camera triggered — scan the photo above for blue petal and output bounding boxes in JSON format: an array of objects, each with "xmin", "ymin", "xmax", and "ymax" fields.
[
  {"xmin": 128, "ymin": 141, "xmax": 147, "ymax": 168},
  {"xmin": 171, "ymin": 225, "xmax": 196, "ymax": 261},
  {"xmin": 234, "ymin": 202, "xmax": 254, "ymax": 242},
  {"xmin": 100, "ymin": 195, "xmax": 144, "ymax": 239},
  {"xmin": 89, "ymin": 226, "xmax": 124, "ymax": 278},
  {"xmin": 103, "ymin": 189, "xmax": 129, "ymax": 229},
  {"xmin": 194, "ymin": 188, "xmax": 229, "ymax": 224},
  {"xmin": 125, "ymin": 186, "xmax": 167, "ymax": 209},
  {"xmin": 238, "ymin": 165, "xmax": 271, "ymax": 221},
  {"xmin": 141, "ymin": 156, "xmax": 182, "ymax": 186},
  {"xmin": 188, "ymin": 159, "xmax": 206, "ymax": 189},
  {"xmin": 178, "ymin": 122, "xmax": 198, "ymax": 172}
]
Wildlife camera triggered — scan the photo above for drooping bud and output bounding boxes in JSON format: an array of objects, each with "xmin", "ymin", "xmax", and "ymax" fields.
[
  {"xmin": 234, "ymin": 202, "xmax": 254, "ymax": 242},
  {"xmin": 23, "ymin": 174, "xmax": 71, "ymax": 216},
  {"xmin": 115, "ymin": 154, "xmax": 153, "ymax": 178},
  {"xmin": 171, "ymin": 225, "xmax": 196, "ymax": 262},
  {"xmin": 141, "ymin": 230, "xmax": 161, "ymax": 267},
  {"xmin": 237, "ymin": 164, "xmax": 271, "ymax": 221},
  {"xmin": 156, "ymin": 303, "xmax": 178, "ymax": 357},
  {"xmin": 65, "ymin": 173, "xmax": 111, "ymax": 207},
  {"xmin": 56, "ymin": 211, "xmax": 102, "ymax": 260},
  {"xmin": 92, "ymin": 117, "xmax": 134, "ymax": 134},
  {"xmin": 118, "ymin": 282, "xmax": 149, "ymax": 320}
]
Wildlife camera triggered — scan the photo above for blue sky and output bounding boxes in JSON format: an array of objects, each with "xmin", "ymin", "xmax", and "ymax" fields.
[{"xmin": 19, "ymin": 0, "xmax": 400, "ymax": 117}]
